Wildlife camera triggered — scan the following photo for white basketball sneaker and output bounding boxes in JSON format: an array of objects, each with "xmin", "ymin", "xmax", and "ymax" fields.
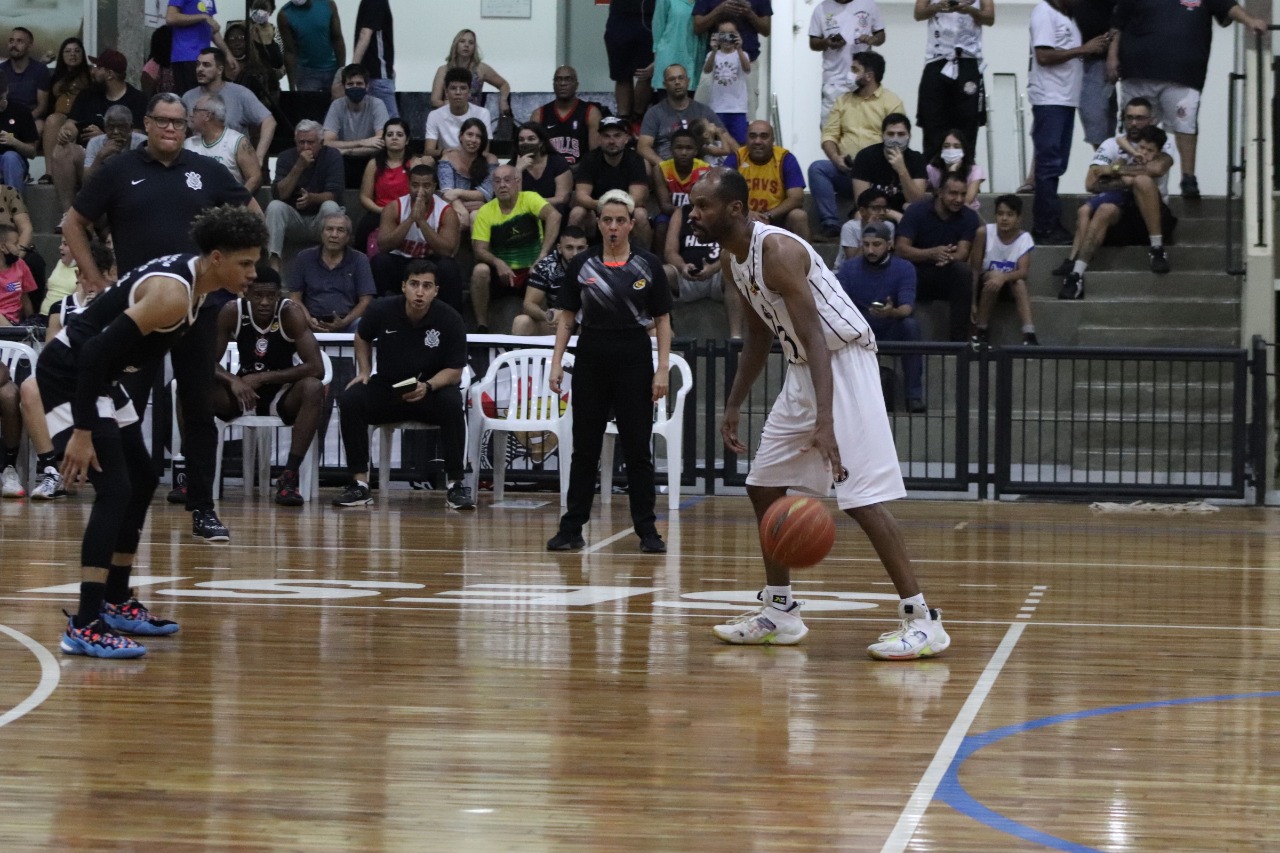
[
  {"xmin": 713, "ymin": 600, "xmax": 809, "ymax": 645},
  {"xmin": 867, "ymin": 603, "xmax": 950, "ymax": 660}
]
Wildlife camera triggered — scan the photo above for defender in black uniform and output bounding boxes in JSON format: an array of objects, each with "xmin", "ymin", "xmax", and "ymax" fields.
[
  {"xmin": 547, "ymin": 189, "xmax": 673, "ymax": 554},
  {"xmin": 211, "ymin": 266, "xmax": 326, "ymax": 507},
  {"xmin": 40, "ymin": 206, "xmax": 266, "ymax": 659},
  {"xmin": 332, "ymin": 259, "xmax": 475, "ymax": 511}
]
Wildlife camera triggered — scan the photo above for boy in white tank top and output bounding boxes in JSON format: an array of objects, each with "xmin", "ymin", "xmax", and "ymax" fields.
[
  {"xmin": 688, "ymin": 169, "xmax": 951, "ymax": 660},
  {"xmin": 970, "ymin": 194, "xmax": 1037, "ymax": 348}
]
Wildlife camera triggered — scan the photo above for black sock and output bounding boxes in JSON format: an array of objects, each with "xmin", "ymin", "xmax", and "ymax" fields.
[
  {"xmin": 104, "ymin": 565, "xmax": 133, "ymax": 605},
  {"xmin": 285, "ymin": 453, "xmax": 305, "ymax": 473},
  {"xmin": 2, "ymin": 446, "xmax": 16, "ymax": 468},
  {"xmin": 37, "ymin": 450, "xmax": 57, "ymax": 471},
  {"xmin": 75, "ymin": 581, "xmax": 106, "ymax": 628}
]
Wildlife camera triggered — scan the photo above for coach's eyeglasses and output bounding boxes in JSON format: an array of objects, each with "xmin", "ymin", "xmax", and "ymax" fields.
[{"xmin": 147, "ymin": 115, "xmax": 189, "ymax": 129}]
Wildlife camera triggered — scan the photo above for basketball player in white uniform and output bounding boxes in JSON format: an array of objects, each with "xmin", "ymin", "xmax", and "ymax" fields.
[{"xmin": 687, "ymin": 168, "xmax": 950, "ymax": 659}]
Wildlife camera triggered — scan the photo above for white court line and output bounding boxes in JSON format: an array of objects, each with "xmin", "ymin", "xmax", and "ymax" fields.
[
  {"xmin": 583, "ymin": 527, "xmax": 635, "ymax": 554},
  {"xmin": 0, "ymin": 624, "xmax": 61, "ymax": 729},
  {"xmin": 880, "ymin": 619, "xmax": 1028, "ymax": 853}
]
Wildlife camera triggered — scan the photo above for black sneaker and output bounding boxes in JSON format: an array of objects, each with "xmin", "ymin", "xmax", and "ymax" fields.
[
  {"xmin": 274, "ymin": 469, "xmax": 304, "ymax": 507},
  {"xmin": 1032, "ymin": 226, "xmax": 1073, "ymax": 246},
  {"xmin": 1051, "ymin": 256, "xmax": 1074, "ymax": 277},
  {"xmin": 445, "ymin": 483, "xmax": 475, "ymax": 510},
  {"xmin": 547, "ymin": 531, "xmax": 586, "ymax": 551},
  {"xmin": 639, "ymin": 533, "xmax": 667, "ymax": 553},
  {"xmin": 969, "ymin": 328, "xmax": 989, "ymax": 352},
  {"xmin": 907, "ymin": 398, "xmax": 928, "ymax": 414},
  {"xmin": 1180, "ymin": 175, "xmax": 1200, "ymax": 200},
  {"xmin": 1148, "ymin": 246, "xmax": 1170, "ymax": 274},
  {"xmin": 1058, "ymin": 272, "xmax": 1085, "ymax": 300},
  {"xmin": 192, "ymin": 509, "xmax": 231, "ymax": 542},
  {"xmin": 332, "ymin": 482, "xmax": 373, "ymax": 507},
  {"xmin": 166, "ymin": 484, "xmax": 187, "ymax": 505},
  {"xmin": 1023, "ymin": 332, "xmax": 1040, "ymax": 345}
]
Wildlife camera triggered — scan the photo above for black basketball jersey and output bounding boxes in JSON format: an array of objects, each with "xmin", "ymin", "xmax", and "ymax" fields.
[
  {"xmin": 56, "ymin": 253, "xmax": 205, "ymax": 376},
  {"xmin": 233, "ymin": 297, "xmax": 297, "ymax": 375},
  {"xmin": 54, "ymin": 290, "xmax": 92, "ymax": 326},
  {"xmin": 539, "ymin": 99, "xmax": 594, "ymax": 166},
  {"xmin": 677, "ymin": 204, "xmax": 721, "ymax": 268}
]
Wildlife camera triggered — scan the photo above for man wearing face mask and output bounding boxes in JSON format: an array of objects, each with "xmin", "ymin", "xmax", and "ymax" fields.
[
  {"xmin": 322, "ymin": 64, "xmax": 389, "ymax": 189},
  {"xmin": 809, "ymin": 51, "xmax": 905, "ymax": 238},
  {"xmin": 849, "ymin": 113, "xmax": 929, "ymax": 223},
  {"xmin": 835, "ymin": 221, "xmax": 924, "ymax": 413}
]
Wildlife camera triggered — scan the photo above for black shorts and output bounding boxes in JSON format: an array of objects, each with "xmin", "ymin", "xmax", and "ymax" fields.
[
  {"xmin": 604, "ymin": 22, "xmax": 654, "ymax": 83},
  {"xmin": 231, "ymin": 381, "xmax": 296, "ymax": 423},
  {"xmin": 916, "ymin": 57, "xmax": 987, "ymax": 131},
  {"xmin": 1105, "ymin": 199, "xmax": 1178, "ymax": 246},
  {"xmin": 35, "ymin": 340, "xmax": 138, "ymax": 450}
]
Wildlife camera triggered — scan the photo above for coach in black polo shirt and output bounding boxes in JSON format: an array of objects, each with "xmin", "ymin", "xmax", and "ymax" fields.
[
  {"xmin": 893, "ymin": 171, "xmax": 980, "ymax": 342},
  {"xmin": 332, "ymin": 258, "xmax": 474, "ymax": 511},
  {"xmin": 63, "ymin": 91, "xmax": 257, "ymax": 542}
]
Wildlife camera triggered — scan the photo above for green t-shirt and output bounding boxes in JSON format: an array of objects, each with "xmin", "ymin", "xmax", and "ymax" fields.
[{"xmin": 472, "ymin": 191, "xmax": 547, "ymax": 271}]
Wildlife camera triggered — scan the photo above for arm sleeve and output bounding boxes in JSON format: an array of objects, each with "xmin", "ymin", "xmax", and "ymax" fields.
[
  {"xmin": 807, "ymin": 5, "xmax": 825, "ymax": 37},
  {"xmin": 71, "ymin": 159, "xmax": 115, "ymax": 222},
  {"xmin": 241, "ymin": 90, "xmax": 271, "ymax": 126},
  {"xmin": 83, "ymin": 136, "xmax": 103, "ymax": 168},
  {"xmin": 20, "ymin": 262, "xmax": 37, "ymax": 293},
  {"xmin": 470, "ymin": 204, "xmax": 493, "ymax": 242},
  {"xmin": 357, "ymin": 300, "xmax": 381, "ymax": 341},
  {"xmin": 322, "ymin": 100, "xmax": 343, "ymax": 135},
  {"xmin": 424, "ymin": 110, "xmax": 441, "ymax": 142},
  {"xmin": 476, "ymin": 164, "xmax": 495, "ymax": 201},
  {"xmin": 895, "ymin": 262, "xmax": 918, "ymax": 308},
  {"xmin": 849, "ymin": 148, "xmax": 874, "ymax": 181},
  {"xmin": 1029, "ymin": 5, "xmax": 1056, "ymax": 49},
  {"xmin": 558, "ymin": 253, "xmax": 587, "ymax": 312},
  {"xmin": 436, "ymin": 159, "xmax": 458, "ymax": 190},
  {"xmin": 781, "ymin": 152, "xmax": 805, "ymax": 189},
  {"xmin": 896, "ymin": 204, "xmax": 920, "ymax": 242}
]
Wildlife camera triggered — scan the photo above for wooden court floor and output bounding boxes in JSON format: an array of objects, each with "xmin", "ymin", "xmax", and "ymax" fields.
[{"xmin": 1, "ymin": 490, "xmax": 1279, "ymax": 852}]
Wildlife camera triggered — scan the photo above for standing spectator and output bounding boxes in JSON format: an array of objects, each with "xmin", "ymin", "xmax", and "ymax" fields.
[
  {"xmin": 424, "ymin": 67, "xmax": 493, "ymax": 159},
  {"xmin": 925, "ymin": 129, "xmax": 986, "ymax": 210},
  {"xmin": 693, "ymin": 0, "xmax": 774, "ymax": 63},
  {"xmin": 1109, "ymin": 0, "xmax": 1267, "ymax": 200},
  {"xmin": 914, "ymin": 0, "xmax": 994, "ymax": 160},
  {"xmin": 654, "ymin": 128, "xmax": 711, "ymax": 251},
  {"xmin": 278, "ymin": 0, "xmax": 345, "ymax": 92},
  {"xmin": 322, "ymin": 64, "xmax": 390, "ymax": 188},
  {"xmin": 352, "ymin": 0, "xmax": 396, "ymax": 118},
  {"xmin": 289, "ymin": 211, "xmax": 376, "ymax": 333},
  {"xmin": 704, "ymin": 19, "xmax": 751, "ymax": 144},
  {"xmin": 40, "ymin": 38, "xmax": 91, "ymax": 183},
  {"xmin": 654, "ymin": 0, "xmax": 709, "ymax": 96},
  {"xmin": 893, "ymin": 171, "xmax": 980, "ymax": 341},
  {"xmin": 373, "ymin": 164, "xmax": 464, "ymax": 308},
  {"xmin": 184, "ymin": 94, "xmax": 263, "ymax": 192},
  {"xmin": 2, "ymin": 28, "xmax": 50, "ymax": 130},
  {"xmin": 437, "ymin": 117, "xmax": 497, "ymax": 229},
  {"xmin": 167, "ymin": 0, "xmax": 235, "ymax": 94},
  {"xmin": 840, "ymin": 186, "xmax": 895, "ymax": 258},
  {"xmin": 356, "ymin": 117, "xmax": 421, "ymax": 254},
  {"xmin": 224, "ymin": 20, "xmax": 284, "ymax": 118},
  {"xmin": 512, "ymin": 226, "xmax": 589, "ymax": 336},
  {"xmin": 430, "ymin": 29, "xmax": 510, "ymax": 116},
  {"xmin": 181, "ymin": 47, "xmax": 276, "ymax": 166},
  {"xmin": 570, "ymin": 116, "xmax": 652, "ymax": 245},
  {"xmin": 970, "ymin": 193, "xmax": 1037, "ymax": 345},
  {"xmin": 469, "ymin": 164, "xmax": 561, "ymax": 333},
  {"xmin": 723, "ymin": 120, "xmax": 809, "ymax": 238},
  {"xmin": 809, "ymin": 0, "xmax": 886, "ymax": 127},
  {"xmin": 1028, "ymin": 0, "xmax": 1107, "ymax": 243},
  {"xmin": 265, "ymin": 119, "xmax": 344, "ymax": 271},
  {"xmin": 808, "ymin": 51, "xmax": 906, "ymax": 236},
  {"xmin": 637, "ymin": 64, "xmax": 735, "ymax": 170},
  {"xmin": 604, "ymin": 0, "xmax": 656, "ymax": 127},
  {"xmin": 835, "ymin": 221, "xmax": 925, "ymax": 412},
  {"xmin": 511, "ymin": 122, "xmax": 572, "ymax": 215},
  {"xmin": 531, "ymin": 66, "xmax": 602, "ymax": 167},
  {"xmin": 0, "ymin": 75, "xmax": 38, "ymax": 192},
  {"xmin": 142, "ymin": 26, "xmax": 178, "ymax": 99},
  {"xmin": 1074, "ymin": 0, "xmax": 1118, "ymax": 148}
]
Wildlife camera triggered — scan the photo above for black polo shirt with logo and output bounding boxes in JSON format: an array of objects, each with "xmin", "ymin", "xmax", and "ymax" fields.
[{"xmin": 357, "ymin": 295, "xmax": 468, "ymax": 387}]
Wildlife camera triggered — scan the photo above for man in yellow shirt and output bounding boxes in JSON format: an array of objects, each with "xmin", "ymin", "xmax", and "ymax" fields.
[{"xmin": 722, "ymin": 120, "xmax": 810, "ymax": 239}]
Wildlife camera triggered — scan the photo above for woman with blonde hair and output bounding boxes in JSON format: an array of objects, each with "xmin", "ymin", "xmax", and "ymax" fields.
[{"xmin": 429, "ymin": 29, "xmax": 511, "ymax": 116}]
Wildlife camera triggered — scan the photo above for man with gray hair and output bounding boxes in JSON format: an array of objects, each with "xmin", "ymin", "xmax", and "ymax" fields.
[
  {"xmin": 266, "ymin": 119, "xmax": 344, "ymax": 271},
  {"xmin": 289, "ymin": 210, "xmax": 376, "ymax": 333},
  {"xmin": 184, "ymin": 93, "xmax": 263, "ymax": 192},
  {"xmin": 181, "ymin": 46, "xmax": 275, "ymax": 167}
]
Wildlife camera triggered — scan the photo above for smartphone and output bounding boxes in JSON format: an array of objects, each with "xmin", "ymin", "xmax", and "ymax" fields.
[
  {"xmin": 392, "ymin": 377, "xmax": 419, "ymax": 389},
  {"xmin": 870, "ymin": 302, "xmax": 886, "ymax": 310},
  {"xmin": 829, "ymin": 33, "xmax": 846, "ymax": 46}
]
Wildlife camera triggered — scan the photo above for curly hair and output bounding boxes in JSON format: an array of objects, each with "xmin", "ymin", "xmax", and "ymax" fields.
[{"xmin": 191, "ymin": 206, "xmax": 268, "ymax": 255}]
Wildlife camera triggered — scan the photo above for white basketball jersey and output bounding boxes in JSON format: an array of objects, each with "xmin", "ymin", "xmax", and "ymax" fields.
[
  {"xmin": 980, "ymin": 224, "xmax": 1035, "ymax": 273},
  {"xmin": 184, "ymin": 128, "xmax": 247, "ymax": 184},
  {"xmin": 727, "ymin": 223, "xmax": 875, "ymax": 364}
]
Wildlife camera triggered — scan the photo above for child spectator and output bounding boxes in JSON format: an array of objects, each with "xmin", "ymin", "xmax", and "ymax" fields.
[
  {"xmin": 703, "ymin": 20, "xmax": 750, "ymax": 144},
  {"xmin": 654, "ymin": 128, "xmax": 711, "ymax": 255},
  {"xmin": 689, "ymin": 117, "xmax": 729, "ymax": 167},
  {"xmin": 841, "ymin": 187, "xmax": 896, "ymax": 259},
  {"xmin": 0, "ymin": 223, "xmax": 36, "ymax": 326},
  {"xmin": 970, "ymin": 194, "xmax": 1037, "ymax": 347},
  {"xmin": 926, "ymin": 129, "xmax": 986, "ymax": 212}
]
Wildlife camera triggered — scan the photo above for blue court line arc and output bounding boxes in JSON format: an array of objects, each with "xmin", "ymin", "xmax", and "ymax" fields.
[{"xmin": 935, "ymin": 691, "xmax": 1280, "ymax": 851}]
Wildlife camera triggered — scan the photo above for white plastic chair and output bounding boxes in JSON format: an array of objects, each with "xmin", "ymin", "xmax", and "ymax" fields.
[
  {"xmin": 213, "ymin": 346, "xmax": 333, "ymax": 501},
  {"xmin": 600, "ymin": 351, "xmax": 693, "ymax": 511},
  {"xmin": 0, "ymin": 340, "xmax": 38, "ymax": 481},
  {"xmin": 466, "ymin": 349, "xmax": 574, "ymax": 506},
  {"xmin": 374, "ymin": 364, "xmax": 473, "ymax": 491}
]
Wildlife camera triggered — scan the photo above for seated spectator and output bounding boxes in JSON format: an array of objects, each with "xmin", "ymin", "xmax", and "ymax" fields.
[
  {"xmin": 430, "ymin": 29, "xmax": 511, "ymax": 114},
  {"xmin": 1, "ymin": 27, "xmax": 50, "ymax": 130},
  {"xmin": 704, "ymin": 19, "xmax": 751, "ymax": 144},
  {"xmin": 470, "ymin": 164, "xmax": 561, "ymax": 333},
  {"xmin": 0, "ymin": 222, "xmax": 36, "ymax": 326},
  {"xmin": 38, "ymin": 236, "xmax": 77, "ymax": 318},
  {"xmin": 570, "ymin": 116, "xmax": 651, "ymax": 246},
  {"xmin": 357, "ymin": 117, "xmax": 424, "ymax": 255},
  {"xmin": 425, "ymin": 66, "xmax": 494, "ymax": 159},
  {"xmin": 809, "ymin": 55, "xmax": 908, "ymax": 237},
  {"xmin": 663, "ymin": 202, "xmax": 744, "ymax": 338},
  {"xmin": 835, "ymin": 221, "xmax": 924, "ymax": 412},
  {"xmin": 265, "ymin": 119, "xmax": 344, "ymax": 271},
  {"xmin": 530, "ymin": 66, "xmax": 602, "ymax": 166},
  {"xmin": 926, "ymin": 129, "xmax": 985, "ymax": 211},
  {"xmin": 141, "ymin": 26, "xmax": 177, "ymax": 100},
  {"xmin": 0, "ymin": 181, "xmax": 46, "ymax": 302},
  {"xmin": 373, "ymin": 163, "xmax": 464, "ymax": 309},
  {"xmin": 808, "ymin": 0, "xmax": 885, "ymax": 127},
  {"xmin": 0, "ymin": 74, "xmax": 38, "ymax": 192},
  {"xmin": 850, "ymin": 113, "xmax": 929, "ymax": 220},
  {"xmin": 184, "ymin": 95, "xmax": 262, "ymax": 192},
  {"xmin": 224, "ymin": 13, "xmax": 285, "ymax": 116},
  {"xmin": 512, "ymin": 226, "xmax": 589, "ymax": 336},
  {"xmin": 277, "ymin": 0, "xmax": 345, "ymax": 93},
  {"xmin": 213, "ymin": 266, "xmax": 326, "ymax": 506},
  {"xmin": 893, "ymin": 171, "xmax": 979, "ymax": 341},
  {"xmin": 723, "ymin": 119, "xmax": 809, "ymax": 238},
  {"xmin": 323, "ymin": 63, "xmax": 390, "ymax": 189},
  {"xmin": 970, "ymin": 193, "xmax": 1037, "ymax": 347},
  {"xmin": 40, "ymin": 38, "xmax": 92, "ymax": 188},
  {"xmin": 181, "ymin": 47, "xmax": 276, "ymax": 167},
  {"xmin": 437, "ymin": 117, "xmax": 497, "ymax": 229},
  {"xmin": 840, "ymin": 187, "xmax": 896, "ymax": 259},
  {"xmin": 511, "ymin": 122, "xmax": 572, "ymax": 216},
  {"xmin": 689, "ymin": 116, "xmax": 729, "ymax": 167},
  {"xmin": 638, "ymin": 64, "xmax": 736, "ymax": 170},
  {"xmin": 332, "ymin": 259, "xmax": 474, "ymax": 510},
  {"xmin": 654, "ymin": 128, "xmax": 711, "ymax": 254},
  {"xmin": 289, "ymin": 212, "xmax": 376, "ymax": 333},
  {"xmin": 1056, "ymin": 121, "xmax": 1176, "ymax": 300}
]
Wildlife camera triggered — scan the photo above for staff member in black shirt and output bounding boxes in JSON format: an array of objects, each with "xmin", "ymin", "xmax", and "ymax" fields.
[
  {"xmin": 332, "ymin": 259, "xmax": 475, "ymax": 511},
  {"xmin": 548, "ymin": 189, "xmax": 672, "ymax": 554},
  {"xmin": 62, "ymin": 92, "xmax": 258, "ymax": 542}
]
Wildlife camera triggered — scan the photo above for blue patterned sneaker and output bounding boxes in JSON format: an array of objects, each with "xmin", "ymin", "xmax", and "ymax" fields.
[
  {"xmin": 101, "ymin": 594, "xmax": 180, "ymax": 636},
  {"xmin": 60, "ymin": 615, "xmax": 147, "ymax": 658}
]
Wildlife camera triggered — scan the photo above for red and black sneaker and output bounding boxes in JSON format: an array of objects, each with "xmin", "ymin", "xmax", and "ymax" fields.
[{"xmin": 274, "ymin": 469, "xmax": 304, "ymax": 506}]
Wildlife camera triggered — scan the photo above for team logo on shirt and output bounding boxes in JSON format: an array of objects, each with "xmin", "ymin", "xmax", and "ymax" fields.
[
  {"xmin": 633, "ymin": 278, "xmax": 647, "ymax": 290},
  {"xmin": 185, "ymin": 171, "xmax": 203, "ymax": 191},
  {"xmin": 255, "ymin": 337, "xmax": 269, "ymax": 356},
  {"xmin": 424, "ymin": 329, "xmax": 441, "ymax": 348},
  {"xmin": 1180, "ymin": 0, "xmax": 1200, "ymax": 7}
]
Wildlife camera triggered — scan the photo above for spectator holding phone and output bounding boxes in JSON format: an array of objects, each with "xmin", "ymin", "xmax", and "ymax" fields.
[
  {"xmin": 809, "ymin": 0, "xmax": 886, "ymax": 127},
  {"xmin": 704, "ymin": 20, "xmax": 751, "ymax": 144},
  {"xmin": 913, "ymin": 0, "xmax": 993, "ymax": 161}
]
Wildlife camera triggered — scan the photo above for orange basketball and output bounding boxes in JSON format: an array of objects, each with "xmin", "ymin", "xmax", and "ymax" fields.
[{"xmin": 758, "ymin": 496, "xmax": 836, "ymax": 568}]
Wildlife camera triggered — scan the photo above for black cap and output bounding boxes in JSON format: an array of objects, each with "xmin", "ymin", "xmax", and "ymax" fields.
[{"xmin": 599, "ymin": 116, "xmax": 629, "ymax": 133}]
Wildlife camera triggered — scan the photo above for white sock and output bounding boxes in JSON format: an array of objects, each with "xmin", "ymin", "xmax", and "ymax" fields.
[
  {"xmin": 1072, "ymin": 260, "xmax": 1088, "ymax": 275},
  {"xmin": 901, "ymin": 592, "xmax": 927, "ymax": 616},
  {"xmin": 1022, "ymin": 324, "xmax": 1036, "ymax": 334},
  {"xmin": 1149, "ymin": 235, "xmax": 1163, "ymax": 249},
  {"xmin": 356, "ymin": 479, "xmax": 369, "ymax": 489},
  {"xmin": 764, "ymin": 585, "xmax": 793, "ymax": 611}
]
